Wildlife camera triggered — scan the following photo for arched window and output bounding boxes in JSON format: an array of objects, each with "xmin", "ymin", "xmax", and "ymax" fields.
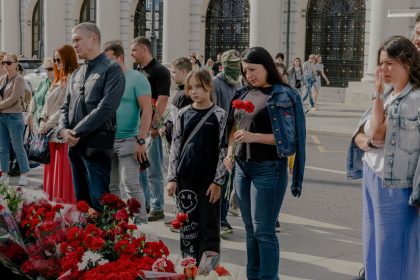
[
  {"xmin": 305, "ymin": 0, "xmax": 366, "ymax": 87},
  {"xmin": 80, "ymin": 0, "xmax": 96, "ymax": 23},
  {"xmin": 205, "ymin": 0, "xmax": 250, "ymax": 61},
  {"xmin": 134, "ymin": 0, "xmax": 164, "ymax": 62},
  {"xmin": 32, "ymin": 0, "xmax": 41, "ymax": 58}
]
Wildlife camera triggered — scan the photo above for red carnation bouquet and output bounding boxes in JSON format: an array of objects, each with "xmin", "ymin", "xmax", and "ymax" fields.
[
  {"xmin": 226, "ymin": 99, "xmax": 255, "ymax": 197},
  {"xmin": 0, "ymin": 187, "xmax": 183, "ymax": 280}
]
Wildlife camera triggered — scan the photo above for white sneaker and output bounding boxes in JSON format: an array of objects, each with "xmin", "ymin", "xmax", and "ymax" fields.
[
  {"xmin": 0, "ymin": 174, "xmax": 9, "ymax": 185},
  {"xmin": 18, "ymin": 174, "xmax": 28, "ymax": 186}
]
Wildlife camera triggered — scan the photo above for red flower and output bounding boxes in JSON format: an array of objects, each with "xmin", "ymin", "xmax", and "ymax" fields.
[
  {"xmin": 151, "ymin": 99, "xmax": 157, "ymax": 108},
  {"xmin": 127, "ymin": 197, "xmax": 140, "ymax": 214},
  {"xmin": 89, "ymin": 237, "xmax": 105, "ymax": 251},
  {"xmin": 171, "ymin": 220, "xmax": 182, "ymax": 229},
  {"xmin": 243, "ymin": 100, "xmax": 255, "ymax": 113},
  {"xmin": 232, "ymin": 100, "xmax": 244, "ymax": 109},
  {"xmin": 176, "ymin": 212, "xmax": 188, "ymax": 223},
  {"xmin": 100, "ymin": 193, "xmax": 126, "ymax": 209},
  {"xmin": 115, "ymin": 209, "xmax": 129, "ymax": 221},
  {"xmin": 67, "ymin": 226, "xmax": 84, "ymax": 241},
  {"xmin": 215, "ymin": 266, "xmax": 231, "ymax": 276},
  {"xmin": 0, "ymin": 205, "xmax": 4, "ymax": 211},
  {"xmin": 76, "ymin": 201, "xmax": 90, "ymax": 213}
]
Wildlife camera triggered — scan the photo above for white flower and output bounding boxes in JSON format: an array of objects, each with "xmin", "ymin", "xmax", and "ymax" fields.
[{"xmin": 77, "ymin": 250, "xmax": 109, "ymax": 271}]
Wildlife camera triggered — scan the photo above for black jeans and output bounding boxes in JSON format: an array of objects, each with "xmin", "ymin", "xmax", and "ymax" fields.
[
  {"xmin": 68, "ymin": 147, "xmax": 111, "ymax": 211},
  {"xmin": 177, "ymin": 179, "xmax": 220, "ymax": 260}
]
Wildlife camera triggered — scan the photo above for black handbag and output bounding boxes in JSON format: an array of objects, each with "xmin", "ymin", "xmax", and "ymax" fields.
[
  {"xmin": 293, "ymin": 68, "xmax": 302, "ymax": 89},
  {"xmin": 78, "ymin": 65, "xmax": 116, "ymax": 160},
  {"xmin": 28, "ymin": 131, "xmax": 52, "ymax": 164}
]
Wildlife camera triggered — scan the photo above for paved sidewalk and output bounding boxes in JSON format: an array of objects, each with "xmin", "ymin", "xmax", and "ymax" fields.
[{"xmin": 305, "ymin": 102, "xmax": 366, "ymax": 137}]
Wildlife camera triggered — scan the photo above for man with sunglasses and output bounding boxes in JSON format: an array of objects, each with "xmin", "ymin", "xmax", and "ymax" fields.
[{"xmin": 58, "ymin": 23, "xmax": 125, "ymax": 211}]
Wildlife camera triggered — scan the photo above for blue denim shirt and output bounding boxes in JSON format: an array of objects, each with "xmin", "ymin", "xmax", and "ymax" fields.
[
  {"xmin": 227, "ymin": 84, "xmax": 306, "ymax": 197},
  {"xmin": 346, "ymin": 83, "xmax": 420, "ymax": 206}
]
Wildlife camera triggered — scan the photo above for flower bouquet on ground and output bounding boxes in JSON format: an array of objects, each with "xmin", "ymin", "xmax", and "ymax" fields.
[
  {"xmin": 0, "ymin": 184, "xmax": 184, "ymax": 280},
  {"xmin": 180, "ymin": 252, "xmax": 232, "ymax": 280},
  {"xmin": 59, "ymin": 194, "xmax": 179, "ymax": 280}
]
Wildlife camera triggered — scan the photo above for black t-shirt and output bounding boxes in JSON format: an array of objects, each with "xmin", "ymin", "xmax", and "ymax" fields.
[
  {"xmin": 234, "ymin": 87, "xmax": 279, "ymax": 161},
  {"xmin": 139, "ymin": 58, "xmax": 171, "ymax": 99}
]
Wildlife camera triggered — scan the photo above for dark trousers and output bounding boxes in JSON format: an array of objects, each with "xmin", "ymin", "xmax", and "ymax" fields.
[
  {"xmin": 68, "ymin": 147, "xmax": 111, "ymax": 211},
  {"xmin": 221, "ymin": 170, "xmax": 233, "ymax": 226},
  {"xmin": 177, "ymin": 179, "xmax": 220, "ymax": 260}
]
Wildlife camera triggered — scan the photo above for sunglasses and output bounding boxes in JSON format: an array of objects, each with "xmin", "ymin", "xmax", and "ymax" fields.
[
  {"xmin": 53, "ymin": 58, "xmax": 61, "ymax": 64},
  {"xmin": 2, "ymin": 61, "xmax": 15, "ymax": 65},
  {"xmin": 45, "ymin": 67, "xmax": 54, "ymax": 72}
]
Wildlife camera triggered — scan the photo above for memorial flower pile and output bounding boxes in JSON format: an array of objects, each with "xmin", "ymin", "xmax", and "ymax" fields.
[{"xmin": 0, "ymin": 187, "xmax": 180, "ymax": 280}]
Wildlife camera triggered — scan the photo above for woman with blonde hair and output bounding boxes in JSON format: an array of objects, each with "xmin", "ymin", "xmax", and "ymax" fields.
[
  {"xmin": 39, "ymin": 45, "xmax": 78, "ymax": 203},
  {"xmin": 27, "ymin": 58, "xmax": 55, "ymax": 131},
  {"xmin": 0, "ymin": 54, "xmax": 30, "ymax": 185}
]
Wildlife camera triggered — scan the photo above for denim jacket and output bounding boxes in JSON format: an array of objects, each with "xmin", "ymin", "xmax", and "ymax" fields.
[
  {"xmin": 227, "ymin": 84, "xmax": 306, "ymax": 197},
  {"xmin": 346, "ymin": 83, "xmax": 420, "ymax": 206}
]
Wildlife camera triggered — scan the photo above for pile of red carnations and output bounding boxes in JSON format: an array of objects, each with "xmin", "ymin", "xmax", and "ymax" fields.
[{"xmin": 0, "ymin": 189, "xmax": 181, "ymax": 280}]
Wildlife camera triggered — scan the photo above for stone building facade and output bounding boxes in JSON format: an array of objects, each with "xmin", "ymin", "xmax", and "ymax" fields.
[{"xmin": 0, "ymin": 0, "xmax": 419, "ymax": 88}]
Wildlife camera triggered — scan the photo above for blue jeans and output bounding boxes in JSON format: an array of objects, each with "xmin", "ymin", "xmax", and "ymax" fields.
[
  {"xmin": 303, "ymin": 78, "xmax": 315, "ymax": 107},
  {"xmin": 141, "ymin": 135, "xmax": 164, "ymax": 211},
  {"xmin": 0, "ymin": 113, "xmax": 30, "ymax": 173},
  {"xmin": 362, "ymin": 162, "xmax": 420, "ymax": 280},
  {"xmin": 68, "ymin": 147, "xmax": 111, "ymax": 212},
  {"xmin": 234, "ymin": 159, "xmax": 288, "ymax": 280}
]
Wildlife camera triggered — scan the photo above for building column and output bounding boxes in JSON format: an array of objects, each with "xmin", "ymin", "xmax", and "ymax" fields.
[
  {"xmin": 249, "ymin": 0, "xmax": 282, "ymax": 57},
  {"xmin": 44, "ymin": 0, "xmax": 66, "ymax": 57},
  {"xmin": 1, "ymin": 0, "xmax": 19, "ymax": 54},
  {"xmin": 162, "ymin": 0, "xmax": 191, "ymax": 65},
  {"xmin": 363, "ymin": 0, "xmax": 384, "ymax": 81},
  {"xmin": 96, "ymin": 0, "xmax": 120, "ymax": 46}
]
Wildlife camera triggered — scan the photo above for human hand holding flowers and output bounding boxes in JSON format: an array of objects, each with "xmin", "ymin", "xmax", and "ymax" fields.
[{"xmin": 224, "ymin": 99, "xmax": 255, "ymax": 198}]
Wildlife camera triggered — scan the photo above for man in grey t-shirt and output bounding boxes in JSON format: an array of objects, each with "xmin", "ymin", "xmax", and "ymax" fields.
[{"xmin": 302, "ymin": 54, "xmax": 317, "ymax": 109}]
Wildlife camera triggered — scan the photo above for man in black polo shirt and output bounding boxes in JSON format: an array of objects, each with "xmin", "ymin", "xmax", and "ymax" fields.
[{"xmin": 130, "ymin": 36, "xmax": 171, "ymax": 221}]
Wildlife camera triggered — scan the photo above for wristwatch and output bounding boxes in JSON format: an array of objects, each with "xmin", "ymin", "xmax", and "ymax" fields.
[
  {"xmin": 136, "ymin": 138, "xmax": 146, "ymax": 145},
  {"xmin": 152, "ymin": 123, "xmax": 159, "ymax": 129}
]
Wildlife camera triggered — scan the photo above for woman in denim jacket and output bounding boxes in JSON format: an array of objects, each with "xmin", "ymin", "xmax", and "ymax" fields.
[
  {"xmin": 224, "ymin": 47, "xmax": 305, "ymax": 280},
  {"xmin": 348, "ymin": 36, "xmax": 420, "ymax": 280}
]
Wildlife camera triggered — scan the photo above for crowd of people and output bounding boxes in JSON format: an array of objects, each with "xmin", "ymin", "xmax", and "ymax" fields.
[
  {"xmin": 1, "ymin": 17, "xmax": 420, "ymax": 280},
  {"xmin": 0, "ymin": 22, "xmax": 305, "ymax": 279}
]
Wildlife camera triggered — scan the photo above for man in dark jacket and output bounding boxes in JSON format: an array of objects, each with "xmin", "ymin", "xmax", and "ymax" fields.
[
  {"xmin": 59, "ymin": 23, "xmax": 125, "ymax": 211},
  {"xmin": 212, "ymin": 50, "xmax": 242, "ymax": 236}
]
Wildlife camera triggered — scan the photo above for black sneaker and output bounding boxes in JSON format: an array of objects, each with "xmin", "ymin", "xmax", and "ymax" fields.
[
  {"xmin": 220, "ymin": 223, "xmax": 233, "ymax": 235},
  {"xmin": 352, "ymin": 268, "xmax": 365, "ymax": 280},
  {"xmin": 147, "ymin": 210, "xmax": 165, "ymax": 221}
]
